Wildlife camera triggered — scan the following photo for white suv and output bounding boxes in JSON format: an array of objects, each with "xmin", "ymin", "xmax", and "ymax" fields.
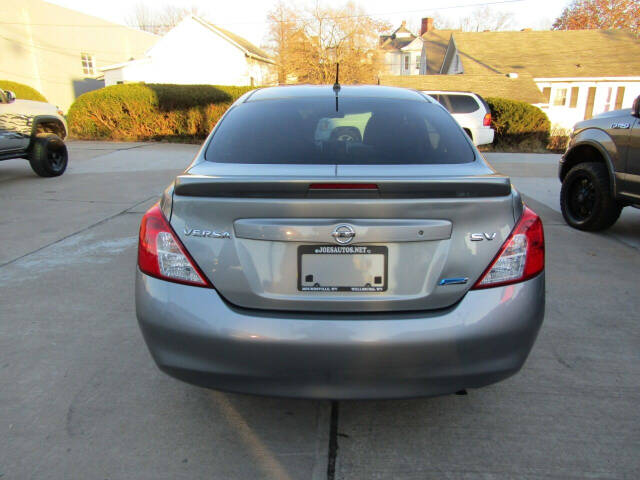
[{"xmin": 422, "ymin": 91, "xmax": 494, "ymax": 146}]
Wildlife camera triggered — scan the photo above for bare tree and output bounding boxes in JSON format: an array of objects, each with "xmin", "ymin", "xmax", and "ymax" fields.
[
  {"xmin": 412, "ymin": 7, "xmax": 515, "ymax": 33},
  {"xmin": 431, "ymin": 13, "xmax": 458, "ymax": 31},
  {"xmin": 127, "ymin": 3, "xmax": 206, "ymax": 35},
  {"xmin": 266, "ymin": 1, "xmax": 301, "ymax": 84},
  {"xmin": 266, "ymin": 1, "xmax": 390, "ymax": 84},
  {"xmin": 459, "ymin": 6, "xmax": 514, "ymax": 32},
  {"xmin": 127, "ymin": 3, "xmax": 160, "ymax": 34},
  {"xmin": 405, "ymin": 14, "xmax": 456, "ymax": 34},
  {"xmin": 158, "ymin": 5, "xmax": 206, "ymax": 32}
]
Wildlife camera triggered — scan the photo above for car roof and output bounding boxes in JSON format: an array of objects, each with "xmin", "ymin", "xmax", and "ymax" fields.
[{"xmin": 246, "ymin": 85, "xmax": 430, "ymax": 103}]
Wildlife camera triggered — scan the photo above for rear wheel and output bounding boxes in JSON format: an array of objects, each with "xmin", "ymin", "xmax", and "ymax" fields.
[
  {"xmin": 28, "ymin": 133, "xmax": 68, "ymax": 177},
  {"xmin": 560, "ymin": 162, "xmax": 621, "ymax": 231}
]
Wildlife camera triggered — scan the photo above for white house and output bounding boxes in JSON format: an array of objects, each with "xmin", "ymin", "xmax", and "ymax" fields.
[
  {"xmin": 1, "ymin": 0, "xmax": 158, "ymax": 111},
  {"xmin": 379, "ymin": 21, "xmax": 426, "ymax": 76},
  {"xmin": 534, "ymin": 77, "xmax": 640, "ymax": 131},
  {"xmin": 102, "ymin": 16, "xmax": 276, "ymax": 87},
  {"xmin": 381, "ymin": 20, "xmax": 640, "ymax": 130}
]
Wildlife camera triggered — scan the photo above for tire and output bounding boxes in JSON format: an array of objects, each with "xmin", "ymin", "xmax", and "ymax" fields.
[
  {"xmin": 28, "ymin": 133, "xmax": 68, "ymax": 177},
  {"xmin": 560, "ymin": 162, "xmax": 622, "ymax": 231}
]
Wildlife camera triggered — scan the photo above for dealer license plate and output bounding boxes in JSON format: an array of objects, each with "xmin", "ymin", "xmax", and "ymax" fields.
[{"xmin": 298, "ymin": 245, "xmax": 387, "ymax": 292}]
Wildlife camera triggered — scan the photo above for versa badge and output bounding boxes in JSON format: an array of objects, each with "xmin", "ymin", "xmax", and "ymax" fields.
[{"xmin": 184, "ymin": 228, "xmax": 230, "ymax": 239}]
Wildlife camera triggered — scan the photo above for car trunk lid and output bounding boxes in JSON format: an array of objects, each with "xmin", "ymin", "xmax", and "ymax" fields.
[{"xmin": 169, "ymin": 163, "xmax": 515, "ymax": 312}]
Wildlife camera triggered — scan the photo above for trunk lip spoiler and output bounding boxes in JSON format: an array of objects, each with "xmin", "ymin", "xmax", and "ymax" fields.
[{"xmin": 173, "ymin": 174, "xmax": 512, "ymax": 198}]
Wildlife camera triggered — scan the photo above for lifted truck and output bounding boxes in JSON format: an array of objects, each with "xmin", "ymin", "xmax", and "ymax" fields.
[
  {"xmin": 559, "ymin": 95, "xmax": 640, "ymax": 231},
  {"xmin": 0, "ymin": 88, "xmax": 68, "ymax": 177}
]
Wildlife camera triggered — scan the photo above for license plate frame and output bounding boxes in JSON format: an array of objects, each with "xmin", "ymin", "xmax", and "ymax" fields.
[{"xmin": 297, "ymin": 245, "xmax": 388, "ymax": 292}]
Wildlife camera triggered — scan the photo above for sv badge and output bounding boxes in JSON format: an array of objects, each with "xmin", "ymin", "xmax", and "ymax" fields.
[{"xmin": 470, "ymin": 232, "xmax": 496, "ymax": 241}]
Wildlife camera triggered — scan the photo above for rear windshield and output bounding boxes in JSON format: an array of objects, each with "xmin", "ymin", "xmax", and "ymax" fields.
[{"xmin": 204, "ymin": 97, "xmax": 475, "ymax": 164}]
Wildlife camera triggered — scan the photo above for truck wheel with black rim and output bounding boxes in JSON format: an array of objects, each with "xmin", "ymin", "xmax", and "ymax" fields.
[
  {"xmin": 28, "ymin": 133, "xmax": 68, "ymax": 177},
  {"xmin": 560, "ymin": 162, "xmax": 622, "ymax": 231}
]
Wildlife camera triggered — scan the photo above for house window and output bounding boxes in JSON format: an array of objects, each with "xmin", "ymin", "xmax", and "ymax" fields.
[
  {"xmin": 404, "ymin": 54, "xmax": 409, "ymax": 71},
  {"xmin": 453, "ymin": 55, "xmax": 463, "ymax": 74},
  {"xmin": 415, "ymin": 56, "xmax": 420, "ymax": 70},
  {"xmin": 81, "ymin": 53, "xmax": 95, "ymax": 75},
  {"xmin": 542, "ymin": 87, "xmax": 551, "ymax": 104},
  {"xmin": 553, "ymin": 88, "xmax": 567, "ymax": 106},
  {"xmin": 569, "ymin": 87, "xmax": 579, "ymax": 108}
]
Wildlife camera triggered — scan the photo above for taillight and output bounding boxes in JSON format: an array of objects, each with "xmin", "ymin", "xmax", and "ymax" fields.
[
  {"xmin": 138, "ymin": 204, "xmax": 210, "ymax": 287},
  {"xmin": 483, "ymin": 112, "xmax": 491, "ymax": 127},
  {"xmin": 472, "ymin": 206, "xmax": 544, "ymax": 289}
]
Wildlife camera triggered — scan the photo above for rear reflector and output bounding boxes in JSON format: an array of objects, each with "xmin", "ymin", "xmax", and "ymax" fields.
[
  {"xmin": 472, "ymin": 206, "xmax": 544, "ymax": 289},
  {"xmin": 483, "ymin": 113, "xmax": 492, "ymax": 127},
  {"xmin": 138, "ymin": 204, "xmax": 210, "ymax": 287},
  {"xmin": 309, "ymin": 183, "xmax": 379, "ymax": 190}
]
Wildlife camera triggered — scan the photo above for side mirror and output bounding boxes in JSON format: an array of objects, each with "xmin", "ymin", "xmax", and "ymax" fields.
[
  {"xmin": 5, "ymin": 90, "xmax": 16, "ymax": 103},
  {"xmin": 633, "ymin": 95, "xmax": 640, "ymax": 118}
]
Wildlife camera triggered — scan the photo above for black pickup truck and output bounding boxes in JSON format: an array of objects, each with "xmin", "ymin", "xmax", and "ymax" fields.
[{"xmin": 559, "ymin": 95, "xmax": 640, "ymax": 231}]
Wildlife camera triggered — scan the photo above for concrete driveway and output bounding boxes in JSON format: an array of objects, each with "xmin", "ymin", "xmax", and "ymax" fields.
[{"xmin": 1, "ymin": 142, "xmax": 638, "ymax": 479}]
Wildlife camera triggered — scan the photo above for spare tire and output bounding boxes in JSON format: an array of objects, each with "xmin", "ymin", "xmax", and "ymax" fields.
[{"xmin": 28, "ymin": 133, "xmax": 68, "ymax": 177}]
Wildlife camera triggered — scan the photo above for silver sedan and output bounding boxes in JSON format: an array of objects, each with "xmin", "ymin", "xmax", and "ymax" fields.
[{"xmin": 135, "ymin": 85, "xmax": 545, "ymax": 399}]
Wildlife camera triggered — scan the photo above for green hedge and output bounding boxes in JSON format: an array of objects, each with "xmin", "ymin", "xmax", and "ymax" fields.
[
  {"xmin": 0, "ymin": 80, "xmax": 47, "ymax": 102},
  {"xmin": 68, "ymin": 86, "xmax": 553, "ymax": 147},
  {"xmin": 486, "ymin": 97, "xmax": 550, "ymax": 149},
  {"xmin": 67, "ymin": 83, "xmax": 256, "ymax": 140}
]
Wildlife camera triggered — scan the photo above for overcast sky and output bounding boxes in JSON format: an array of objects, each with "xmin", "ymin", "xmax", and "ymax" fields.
[{"xmin": 45, "ymin": 0, "xmax": 570, "ymax": 46}]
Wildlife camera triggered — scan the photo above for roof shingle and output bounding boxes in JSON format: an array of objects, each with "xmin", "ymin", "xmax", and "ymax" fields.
[
  {"xmin": 422, "ymin": 29, "xmax": 640, "ymax": 78},
  {"xmin": 378, "ymin": 73, "xmax": 546, "ymax": 104},
  {"xmin": 420, "ymin": 30, "xmax": 456, "ymax": 74},
  {"xmin": 194, "ymin": 16, "xmax": 274, "ymax": 64}
]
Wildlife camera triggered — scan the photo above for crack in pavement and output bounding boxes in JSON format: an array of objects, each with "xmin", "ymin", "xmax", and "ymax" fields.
[
  {"xmin": 0, "ymin": 194, "xmax": 157, "ymax": 269},
  {"xmin": 67, "ymin": 143, "xmax": 148, "ymax": 158},
  {"xmin": 0, "ymin": 195, "xmax": 136, "ymax": 205},
  {"xmin": 326, "ymin": 401, "xmax": 339, "ymax": 480}
]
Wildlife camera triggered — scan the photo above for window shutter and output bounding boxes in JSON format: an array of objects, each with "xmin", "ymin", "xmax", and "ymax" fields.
[
  {"xmin": 614, "ymin": 87, "xmax": 625, "ymax": 110},
  {"xmin": 584, "ymin": 87, "xmax": 596, "ymax": 120},
  {"xmin": 542, "ymin": 87, "xmax": 551, "ymax": 103},
  {"xmin": 570, "ymin": 87, "xmax": 579, "ymax": 108}
]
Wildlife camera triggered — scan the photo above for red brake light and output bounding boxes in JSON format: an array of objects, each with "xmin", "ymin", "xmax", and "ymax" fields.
[
  {"xmin": 472, "ymin": 206, "xmax": 544, "ymax": 289},
  {"xmin": 138, "ymin": 204, "xmax": 210, "ymax": 287},
  {"xmin": 483, "ymin": 113, "xmax": 492, "ymax": 127}
]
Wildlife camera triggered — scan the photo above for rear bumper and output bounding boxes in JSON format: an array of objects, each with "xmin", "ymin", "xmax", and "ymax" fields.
[
  {"xmin": 136, "ymin": 270, "xmax": 544, "ymax": 399},
  {"xmin": 472, "ymin": 127, "xmax": 495, "ymax": 146}
]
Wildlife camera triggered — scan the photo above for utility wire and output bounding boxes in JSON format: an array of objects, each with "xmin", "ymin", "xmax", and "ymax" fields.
[
  {"xmin": 0, "ymin": 34, "xmax": 146, "ymax": 58},
  {"xmin": 0, "ymin": 0, "xmax": 527, "ymax": 28},
  {"xmin": 0, "ymin": 68, "xmax": 75, "ymax": 86}
]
